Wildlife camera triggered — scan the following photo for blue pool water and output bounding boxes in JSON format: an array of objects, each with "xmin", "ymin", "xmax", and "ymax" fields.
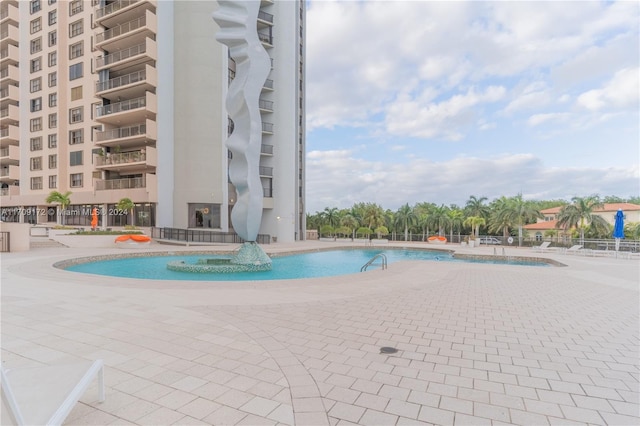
[{"xmin": 64, "ymin": 249, "xmax": 547, "ymax": 281}]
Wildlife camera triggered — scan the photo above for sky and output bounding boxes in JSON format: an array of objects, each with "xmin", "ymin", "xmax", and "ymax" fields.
[{"xmin": 304, "ymin": 0, "xmax": 640, "ymax": 213}]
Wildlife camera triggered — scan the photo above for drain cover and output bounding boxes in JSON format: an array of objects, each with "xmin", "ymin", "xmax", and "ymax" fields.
[{"xmin": 379, "ymin": 346, "xmax": 398, "ymax": 354}]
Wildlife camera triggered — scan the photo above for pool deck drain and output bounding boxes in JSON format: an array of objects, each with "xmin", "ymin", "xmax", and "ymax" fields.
[{"xmin": 1, "ymin": 241, "xmax": 638, "ymax": 426}]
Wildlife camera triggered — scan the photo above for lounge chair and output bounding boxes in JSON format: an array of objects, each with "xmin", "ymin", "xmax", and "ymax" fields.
[
  {"xmin": 563, "ymin": 244, "xmax": 583, "ymax": 255},
  {"xmin": 1, "ymin": 359, "xmax": 105, "ymax": 425},
  {"xmin": 532, "ymin": 242, "xmax": 552, "ymax": 252}
]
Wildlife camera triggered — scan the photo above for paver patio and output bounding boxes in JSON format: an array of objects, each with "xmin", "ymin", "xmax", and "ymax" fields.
[{"xmin": 1, "ymin": 241, "xmax": 638, "ymax": 425}]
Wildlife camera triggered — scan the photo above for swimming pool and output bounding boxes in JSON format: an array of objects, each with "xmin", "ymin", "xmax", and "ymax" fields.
[{"xmin": 64, "ymin": 248, "xmax": 549, "ymax": 281}]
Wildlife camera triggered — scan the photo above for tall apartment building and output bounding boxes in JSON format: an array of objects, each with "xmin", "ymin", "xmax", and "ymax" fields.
[{"xmin": 0, "ymin": 0, "xmax": 305, "ymax": 242}]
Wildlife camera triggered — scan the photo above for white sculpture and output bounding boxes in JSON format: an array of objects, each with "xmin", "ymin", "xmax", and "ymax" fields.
[{"xmin": 212, "ymin": 0, "xmax": 271, "ymax": 242}]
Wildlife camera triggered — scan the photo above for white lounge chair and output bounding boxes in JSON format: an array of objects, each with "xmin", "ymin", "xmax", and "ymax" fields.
[
  {"xmin": 532, "ymin": 242, "xmax": 552, "ymax": 252},
  {"xmin": 563, "ymin": 244, "xmax": 584, "ymax": 255},
  {"xmin": 1, "ymin": 359, "xmax": 105, "ymax": 426}
]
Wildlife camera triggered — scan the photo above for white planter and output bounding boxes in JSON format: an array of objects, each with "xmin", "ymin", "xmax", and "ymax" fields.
[{"xmin": 468, "ymin": 240, "xmax": 475, "ymax": 248}]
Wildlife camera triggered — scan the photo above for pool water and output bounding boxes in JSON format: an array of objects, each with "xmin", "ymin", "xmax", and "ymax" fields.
[{"xmin": 65, "ymin": 249, "xmax": 547, "ymax": 281}]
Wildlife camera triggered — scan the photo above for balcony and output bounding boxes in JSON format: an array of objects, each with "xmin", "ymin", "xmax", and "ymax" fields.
[
  {"xmin": 95, "ymin": 38, "xmax": 157, "ymax": 72},
  {"xmin": 0, "ymin": 164, "xmax": 18, "ymax": 181},
  {"xmin": 0, "ymin": 83, "xmax": 18, "ymax": 101},
  {"xmin": 0, "ymin": 43, "xmax": 18, "ymax": 67},
  {"xmin": 0, "ymin": 22, "xmax": 18, "ymax": 50},
  {"xmin": 95, "ymin": 92, "xmax": 157, "ymax": 125},
  {"xmin": 96, "ymin": 64, "xmax": 157, "ymax": 101},
  {"xmin": 0, "ymin": 124, "xmax": 18, "ymax": 146},
  {"xmin": 259, "ymin": 166, "xmax": 273, "ymax": 177},
  {"xmin": 95, "ymin": 146, "xmax": 157, "ymax": 171},
  {"xmin": 94, "ymin": 173, "xmax": 157, "ymax": 201},
  {"xmin": 0, "ymin": 144, "xmax": 19, "ymax": 165},
  {"xmin": 95, "ymin": 120, "xmax": 156, "ymax": 148},
  {"xmin": 95, "ymin": 0, "xmax": 156, "ymax": 28},
  {"xmin": 262, "ymin": 79, "xmax": 274, "ymax": 91},
  {"xmin": 262, "ymin": 122, "xmax": 273, "ymax": 134},
  {"xmin": 0, "ymin": 3, "xmax": 18, "ymax": 26},
  {"xmin": 0, "ymin": 184, "xmax": 19, "ymax": 197},
  {"xmin": 0, "ymin": 64, "xmax": 18, "ymax": 85},
  {"xmin": 95, "ymin": 9, "xmax": 157, "ymax": 52},
  {"xmin": 259, "ymin": 99, "xmax": 273, "ymax": 113},
  {"xmin": 261, "ymin": 144, "xmax": 273, "ymax": 156},
  {"xmin": 258, "ymin": 31, "xmax": 273, "ymax": 47},
  {"xmin": 0, "ymin": 104, "xmax": 18, "ymax": 126},
  {"xmin": 257, "ymin": 10, "xmax": 274, "ymax": 27}
]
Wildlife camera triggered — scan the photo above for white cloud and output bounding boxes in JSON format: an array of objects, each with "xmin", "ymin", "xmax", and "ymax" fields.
[
  {"xmin": 305, "ymin": 150, "xmax": 640, "ymax": 213},
  {"xmin": 576, "ymin": 68, "xmax": 640, "ymax": 111},
  {"xmin": 527, "ymin": 112, "xmax": 571, "ymax": 127}
]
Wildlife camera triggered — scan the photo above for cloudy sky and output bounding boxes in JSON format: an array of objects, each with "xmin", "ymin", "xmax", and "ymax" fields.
[{"xmin": 304, "ymin": 0, "xmax": 639, "ymax": 213}]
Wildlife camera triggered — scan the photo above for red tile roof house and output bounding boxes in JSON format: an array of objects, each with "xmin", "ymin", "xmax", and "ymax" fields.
[{"xmin": 523, "ymin": 203, "xmax": 640, "ymax": 241}]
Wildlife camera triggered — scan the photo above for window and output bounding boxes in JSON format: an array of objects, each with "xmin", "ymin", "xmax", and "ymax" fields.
[
  {"xmin": 31, "ymin": 57, "xmax": 42, "ymax": 73},
  {"xmin": 69, "ymin": 129, "xmax": 83, "ymax": 144},
  {"xmin": 48, "ymin": 10, "xmax": 57, "ymax": 25},
  {"xmin": 48, "ymin": 72, "xmax": 57, "ymax": 87},
  {"xmin": 69, "ymin": 0, "xmax": 83, "ymax": 15},
  {"xmin": 48, "ymin": 51, "xmax": 57, "ymax": 67},
  {"xmin": 48, "ymin": 175, "xmax": 57, "ymax": 189},
  {"xmin": 70, "ymin": 151, "xmax": 83, "ymax": 166},
  {"xmin": 30, "ymin": 157, "xmax": 42, "ymax": 171},
  {"xmin": 69, "ymin": 106, "xmax": 83, "ymax": 123},
  {"xmin": 30, "ymin": 0, "xmax": 41, "ymax": 14},
  {"xmin": 30, "ymin": 137, "xmax": 43, "ymax": 151},
  {"xmin": 48, "ymin": 31, "xmax": 57, "ymax": 47},
  {"xmin": 48, "ymin": 134, "xmax": 57, "ymax": 148},
  {"xmin": 30, "ymin": 117, "xmax": 43, "ymax": 132},
  {"xmin": 30, "ymin": 18, "xmax": 42, "ymax": 34},
  {"xmin": 30, "ymin": 97, "xmax": 42, "ymax": 112},
  {"xmin": 69, "ymin": 41, "xmax": 83, "ymax": 59},
  {"xmin": 69, "ymin": 20, "xmax": 83, "ymax": 38},
  {"xmin": 30, "ymin": 37, "xmax": 42, "ymax": 54},
  {"xmin": 69, "ymin": 63, "xmax": 82, "ymax": 80},
  {"xmin": 30, "ymin": 77, "xmax": 42, "ymax": 93},
  {"xmin": 48, "ymin": 113, "xmax": 57, "ymax": 128},
  {"xmin": 31, "ymin": 177, "xmax": 43, "ymax": 190},
  {"xmin": 48, "ymin": 154, "xmax": 57, "ymax": 169},
  {"xmin": 70, "ymin": 86, "xmax": 82, "ymax": 101},
  {"xmin": 70, "ymin": 173, "xmax": 83, "ymax": 188},
  {"xmin": 48, "ymin": 92, "xmax": 57, "ymax": 107}
]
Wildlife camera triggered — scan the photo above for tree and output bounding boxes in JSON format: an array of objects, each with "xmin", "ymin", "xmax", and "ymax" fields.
[
  {"xmin": 496, "ymin": 194, "xmax": 542, "ymax": 247},
  {"xmin": 464, "ymin": 216, "xmax": 486, "ymax": 239},
  {"xmin": 117, "ymin": 197, "xmax": 135, "ymax": 227},
  {"xmin": 394, "ymin": 203, "xmax": 418, "ymax": 241},
  {"xmin": 362, "ymin": 203, "xmax": 385, "ymax": 230},
  {"xmin": 465, "ymin": 195, "xmax": 490, "ymax": 219},
  {"xmin": 45, "ymin": 191, "xmax": 72, "ymax": 225},
  {"xmin": 374, "ymin": 226, "xmax": 389, "ymax": 239},
  {"xmin": 425, "ymin": 204, "xmax": 450, "ymax": 237},
  {"xmin": 447, "ymin": 208, "xmax": 465, "ymax": 243},
  {"xmin": 321, "ymin": 207, "xmax": 339, "ymax": 227},
  {"xmin": 356, "ymin": 227, "xmax": 372, "ymax": 238},
  {"xmin": 557, "ymin": 196, "xmax": 607, "ymax": 244},
  {"xmin": 319, "ymin": 224, "xmax": 334, "ymax": 238},
  {"xmin": 340, "ymin": 214, "xmax": 359, "ymax": 240}
]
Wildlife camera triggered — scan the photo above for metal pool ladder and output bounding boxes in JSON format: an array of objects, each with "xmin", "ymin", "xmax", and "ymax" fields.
[{"xmin": 361, "ymin": 253, "xmax": 388, "ymax": 272}]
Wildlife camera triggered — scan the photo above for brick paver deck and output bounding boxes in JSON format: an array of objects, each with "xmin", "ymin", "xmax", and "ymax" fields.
[{"xmin": 1, "ymin": 241, "xmax": 638, "ymax": 425}]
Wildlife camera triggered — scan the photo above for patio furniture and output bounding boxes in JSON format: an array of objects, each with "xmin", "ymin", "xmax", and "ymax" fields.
[
  {"xmin": 563, "ymin": 244, "xmax": 584, "ymax": 255},
  {"xmin": 1, "ymin": 359, "xmax": 105, "ymax": 425},
  {"xmin": 532, "ymin": 241, "xmax": 552, "ymax": 252}
]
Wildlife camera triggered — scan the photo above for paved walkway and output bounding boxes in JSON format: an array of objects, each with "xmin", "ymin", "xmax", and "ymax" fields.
[{"xmin": 1, "ymin": 241, "xmax": 638, "ymax": 425}]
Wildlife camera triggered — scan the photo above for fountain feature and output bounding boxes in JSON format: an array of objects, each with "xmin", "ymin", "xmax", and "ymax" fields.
[{"xmin": 203, "ymin": 0, "xmax": 272, "ymax": 271}]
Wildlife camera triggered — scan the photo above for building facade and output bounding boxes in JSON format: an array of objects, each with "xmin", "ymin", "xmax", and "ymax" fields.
[{"xmin": 0, "ymin": 0, "xmax": 305, "ymax": 242}]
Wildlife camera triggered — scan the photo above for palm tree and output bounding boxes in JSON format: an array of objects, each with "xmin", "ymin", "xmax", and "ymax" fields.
[
  {"xmin": 465, "ymin": 195, "xmax": 490, "ymax": 220},
  {"xmin": 447, "ymin": 208, "xmax": 465, "ymax": 243},
  {"xmin": 464, "ymin": 216, "xmax": 486, "ymax": 240},
  {"xmin": 497, "ymin": 194, "xmax": 542, "ymax": 246},
  {"xmin": 340, "ymin": 214, "xmax": 359, "ymax": 240},
  {"xmin": 321, "ymin": 207, "xmax": 339, "ymax": 228},
  {"xmin": 362, "ymin": 203, "xmax": 385, "ymax": 230},
  {"xmin": 557, "ymin": 196, "xmax": 607, "ymax": 244},
  {"xmin": 489, "ymin": 196, "xmax": 513, "ymax": 241},
  {"xmin": 117, "ymin": 197, "xmax": 135, "ymax": 227},
  {"xmin": 425, "ymin": 205, "xmax": 450, "ymax": 237},
  {"xmin": 394, "ymin": 203, "xmax": 418, "ymax": 241},
  {"xmin": 45, "ymin": 191, "xmax": 72, "ymax": 225}
]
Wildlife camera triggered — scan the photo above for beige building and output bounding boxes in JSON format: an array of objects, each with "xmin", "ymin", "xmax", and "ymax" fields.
[{"xmin": 0, "ymin": 0, "xmax": 305, "ymax": 242}]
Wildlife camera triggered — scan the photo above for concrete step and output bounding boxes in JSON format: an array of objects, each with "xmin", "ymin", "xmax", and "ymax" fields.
[{"xmin": 30, "ymin": 239, "xmax": 68, "ymax": 249}]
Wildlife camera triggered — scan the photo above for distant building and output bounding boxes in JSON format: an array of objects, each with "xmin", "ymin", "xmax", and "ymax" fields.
[
  {"xmin": 0, "ymin": 0, "xmax": 305, "ymax": 242},
  {"xmin": 523, "ymin": 203, "xmax": 640, "ymax": 240}
]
